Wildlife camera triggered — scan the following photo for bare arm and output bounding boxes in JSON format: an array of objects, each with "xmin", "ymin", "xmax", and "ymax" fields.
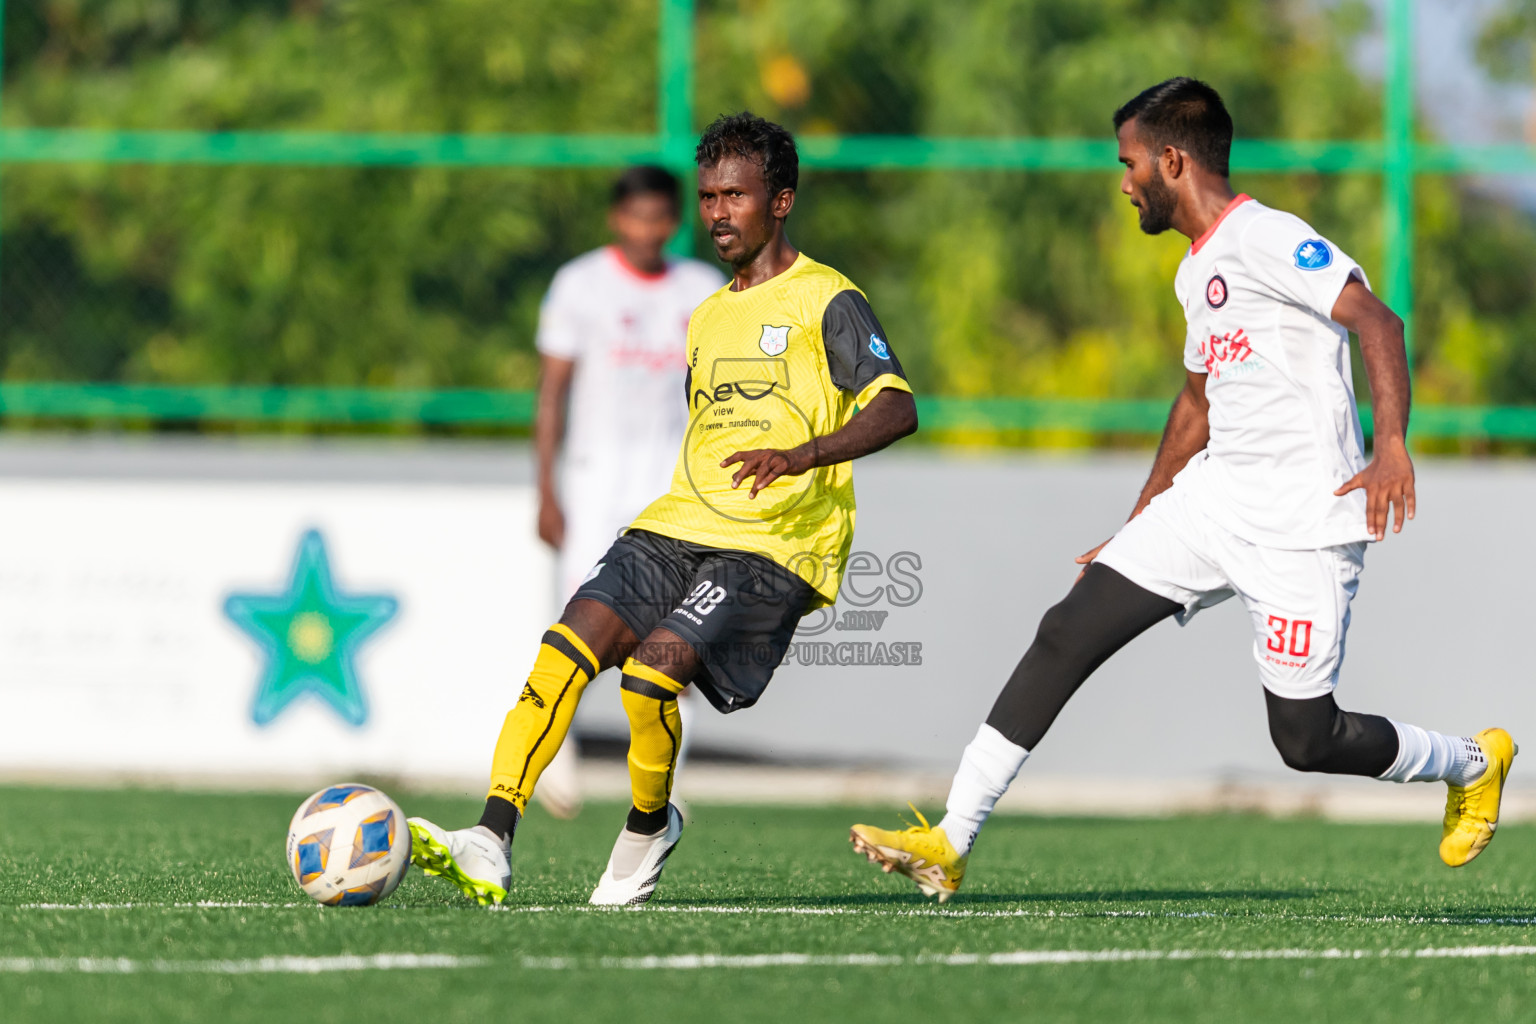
[
  {"xmin": 1130, "ymin": 370, "xmax": 1211, "ymax": 518},
  {"xmin": 535, "ymin": 354, "xmax": 576, "ymax": 548},
  {"xmin": 721, "ymin": 388, "xmax": 919, "ymax": 498},
  {"xmin": 1330, "ymin": 276, "xmax": 1414, "ymax": 541},
  {"xmin": 1077, "ymin": 371, "xmax": 1209, "ymax": 567}
]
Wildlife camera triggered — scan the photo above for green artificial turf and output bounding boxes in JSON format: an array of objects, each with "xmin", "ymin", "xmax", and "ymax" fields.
[{"xmin": 1, "ymin": 785, "xmax": 1534, "ymax": 1023}]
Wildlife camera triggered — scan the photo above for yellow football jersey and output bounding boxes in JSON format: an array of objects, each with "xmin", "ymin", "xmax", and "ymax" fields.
[{"xmin": 627, "ymin": 253, "xmax": 911, "ymax": 606}]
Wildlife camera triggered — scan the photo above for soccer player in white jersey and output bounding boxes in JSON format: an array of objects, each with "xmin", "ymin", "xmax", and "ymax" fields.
[
  {"xmin": 531, "ymin": 166, "xmax": 724, "ymax": 817},
  {"xmin": 851, "ymin": 78, "xmax": 1516, "ymax": 901}
]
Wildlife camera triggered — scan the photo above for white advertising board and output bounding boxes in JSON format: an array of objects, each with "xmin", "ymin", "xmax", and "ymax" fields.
[
  {"xmin": 3, "ymin": 443, "xmax": 1534, "ymax": 806},
  {"xmin": 0, "ymin": 478, "xmax": 552, "ymax": 785}
]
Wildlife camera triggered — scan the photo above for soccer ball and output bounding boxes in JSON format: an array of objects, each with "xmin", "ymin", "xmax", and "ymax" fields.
[{"xmin": 286, "ymin": 783, "xmax": 410, "ymax": 906}]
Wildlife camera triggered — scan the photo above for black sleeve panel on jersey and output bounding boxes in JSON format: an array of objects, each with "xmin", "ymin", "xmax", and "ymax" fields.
[{"xmin": 820, "ymin": 289, "xmax": 909, "ymax": 395}]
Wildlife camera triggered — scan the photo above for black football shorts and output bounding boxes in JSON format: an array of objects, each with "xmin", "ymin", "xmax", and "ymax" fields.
[{"xmin": 570, "ymin": 529, "xmax": 816, "ymax": 713}]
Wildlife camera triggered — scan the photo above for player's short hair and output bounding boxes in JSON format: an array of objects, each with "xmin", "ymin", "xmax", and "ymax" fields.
[
  {"xmin": 1113, "ymin": 77, "xmax": 1232, "ymax": 178},
  {"xmin": 695, "ymin": 112, "xmax": 799, "ymax": 198},
  {"xmin": 611, "ymin": 164, "xmax": 681, "ymax": 214}
]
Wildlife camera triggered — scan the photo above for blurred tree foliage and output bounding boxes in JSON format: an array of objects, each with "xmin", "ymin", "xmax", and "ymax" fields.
[
  {"xmin": 1, "ymin": 0, "xmax": 1534, "ymax": 418},
  {"xmin": 1477, "ymin": 0, "xmax": 1536, "ymax": 83}
]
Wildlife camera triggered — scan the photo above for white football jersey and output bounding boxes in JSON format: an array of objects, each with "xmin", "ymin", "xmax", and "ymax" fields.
[
  {"xmin": 536, "ymin": 246, "xmax": 725, "ymax": 597},
  {"xmin": 1173, "ymin": 195, "xmax": 1372, "ymax": 549},
  {"xmin": 536, "ymin": 246, "xmax": 725, "ymax": 487}
]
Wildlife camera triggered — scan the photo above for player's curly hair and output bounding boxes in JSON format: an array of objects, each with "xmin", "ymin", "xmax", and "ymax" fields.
[
  {"xmin": 1113, "ymin": 77, "xmax": 1232, "ymax": 178},
  {"xmin": 695, "ymin": 111, "xmax": 799, "ymax": 198},
  {"xmin": 612, "ymin": 164, "xmax": 681, "ymax": 214}
]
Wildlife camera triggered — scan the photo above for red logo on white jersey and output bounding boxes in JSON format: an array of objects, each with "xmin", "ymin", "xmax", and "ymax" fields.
[
  {"xmin": 1206, "ymin": 273, "xmax": 1228, "ymax": 309},
  {"xmin": 1199, "ymin": 328, "xmax": 1253, "ymax": 379},
  {"xmin": 611, "ymin": 344, "xmax": 687, "ymax": 372}
]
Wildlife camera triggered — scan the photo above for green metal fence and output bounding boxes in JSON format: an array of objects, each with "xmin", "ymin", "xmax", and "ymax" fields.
[{"xmin": 0, "ymin": 0, "xmax": 1532, "ymax": 439}]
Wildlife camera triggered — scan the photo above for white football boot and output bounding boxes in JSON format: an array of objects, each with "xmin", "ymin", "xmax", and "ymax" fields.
[
  {"xmin": 407, "ymin": 818, "xmax": 510, "ymax": 906},
  {"xmin": 589, "ymin": 803, "xmax": 685, "ymax": 907}
]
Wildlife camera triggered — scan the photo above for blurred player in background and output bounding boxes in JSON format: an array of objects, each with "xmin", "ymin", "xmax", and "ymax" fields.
[
  {"xmin": 852, "ymin": 77, "xmax": 1516, "ymax": 902},
  {"xmin": 408, "ymin": 113, "xmax": 918, "ymax": 906},
  {"xmin": 531, "ymin": 166, "xmax": 724, "ymax": 819}
]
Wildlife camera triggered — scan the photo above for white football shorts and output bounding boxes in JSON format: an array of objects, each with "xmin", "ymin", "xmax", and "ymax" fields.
[
  {"xmin": 1094, "ymin": 480, "xmax": 1366, "ymax": 700},
  {"xmin": 556, "ymin": 458, "xmax": 674, "ymax": 604}
]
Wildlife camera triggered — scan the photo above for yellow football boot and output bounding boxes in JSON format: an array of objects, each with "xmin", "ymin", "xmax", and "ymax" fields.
[
  {"xmin": 1440, "ymin": 728, "xmax": 1518, "ymax": 867},
  {"xmin": 850, "ymin": 808, "xmax": 967, "ymax": 902}
]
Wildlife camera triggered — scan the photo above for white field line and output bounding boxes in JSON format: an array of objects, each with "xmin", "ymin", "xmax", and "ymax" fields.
[
  {"xmin": 520, "ymin": 945, "xmax": 1536, "ymax": 971},
  {"xmin": 0, "ymin": 953, "xmax": 487, "ymax": 975},
  {"xmin": 19, "ymin": 902, "xmax": 310, "ymax": 910},
  {"xmin": 14, "ymin": 902, "xmax": 1536, "ymax": 927},
  {"xmin": 573, "ymin": 906, "xmax": 1536, "ymax": 927},
  {"xmin": 3, "ymin": 947, "xmax": 1534, "ymax": 974}
]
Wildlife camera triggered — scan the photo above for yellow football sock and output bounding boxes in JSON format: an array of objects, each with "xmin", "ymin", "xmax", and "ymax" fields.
[
  {"xmin": 486, "ymin": 624, "xmax": 598, "ymax": 812},
  {"xmin": 619, "ymin": 659, "xmax": 686, "ymax": 814}
]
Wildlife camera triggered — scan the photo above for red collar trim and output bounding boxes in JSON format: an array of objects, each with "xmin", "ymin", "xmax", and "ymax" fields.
[
  {"xmin": 608, "ymin": 245, "xmax": 669, "ymax": 282},
  {"xmin": 1189, "ymin": 194, "xmax": 1252, "ymax": 255}
]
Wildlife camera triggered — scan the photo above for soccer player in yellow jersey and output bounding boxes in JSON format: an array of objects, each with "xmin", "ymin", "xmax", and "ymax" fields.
[{"xmin": 407, "ymin": 112, "xmax": 919, "ymax": 906}]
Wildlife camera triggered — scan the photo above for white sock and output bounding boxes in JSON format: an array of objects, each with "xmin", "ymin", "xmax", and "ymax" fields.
[
  {"xmin": 1377, "ymin": 721, "xmax": 1487, "ymax": 785},
  {"xmin": 936, "ymin": 724, "xmax": 1030, "ymax": 857}
]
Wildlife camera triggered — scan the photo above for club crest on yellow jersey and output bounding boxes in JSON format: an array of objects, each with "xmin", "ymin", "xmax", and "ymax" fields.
[{"xmin": 758, "ymin": 324, "xmax": 791, "ymax": 355}]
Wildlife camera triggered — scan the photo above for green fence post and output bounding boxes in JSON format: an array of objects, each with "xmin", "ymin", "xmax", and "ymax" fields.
[
  {"xmin": 1384, "ymin": 0, "xmax": 1415, "ymax": 363},
  {"xmin": 659, "ymin": 0, "xmax": 696, "ymax": 256}
]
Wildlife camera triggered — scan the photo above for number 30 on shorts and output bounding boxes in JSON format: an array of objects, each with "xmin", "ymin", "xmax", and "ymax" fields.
[
  {"xmin": 683, "ymin": 580, "xmax": 728, "ymax": 616},
  {"xmin": 1265, "ymin": 616, "xmax": 1313, "ymax": 658}
]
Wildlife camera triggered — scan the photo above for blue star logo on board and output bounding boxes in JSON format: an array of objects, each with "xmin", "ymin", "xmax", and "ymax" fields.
[{"xmin": 225, "ymin": 530, "xmax": 398, "ymax": 727}]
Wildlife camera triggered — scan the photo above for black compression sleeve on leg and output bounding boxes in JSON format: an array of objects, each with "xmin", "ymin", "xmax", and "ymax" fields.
[
  {"xmin": 626, "ymin": 805, "xmax": 670, "ymax": 834},
  {"xmin": 1264, "ymin": 690, "xmax": 1400, "ymax": 778},
  {"xmin": 478, "ymin": 796, "xmax": 521, "ymax": 843},
  {"xmin": 985, "ymin": 563, "xmax": 1181, "ymax": 750}
]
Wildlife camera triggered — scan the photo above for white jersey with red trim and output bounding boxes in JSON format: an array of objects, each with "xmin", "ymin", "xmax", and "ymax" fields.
[
  {"xmin": 1173, "ymin": 195, "xmax": 1372, "ymax": 550},
  {"xmin": 536, "ymin": 246, "xmax": 725, "ymax": 596},
  {"xmin": 537, "ymin": 246, "xmax": 725, "ymax": 476}
]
